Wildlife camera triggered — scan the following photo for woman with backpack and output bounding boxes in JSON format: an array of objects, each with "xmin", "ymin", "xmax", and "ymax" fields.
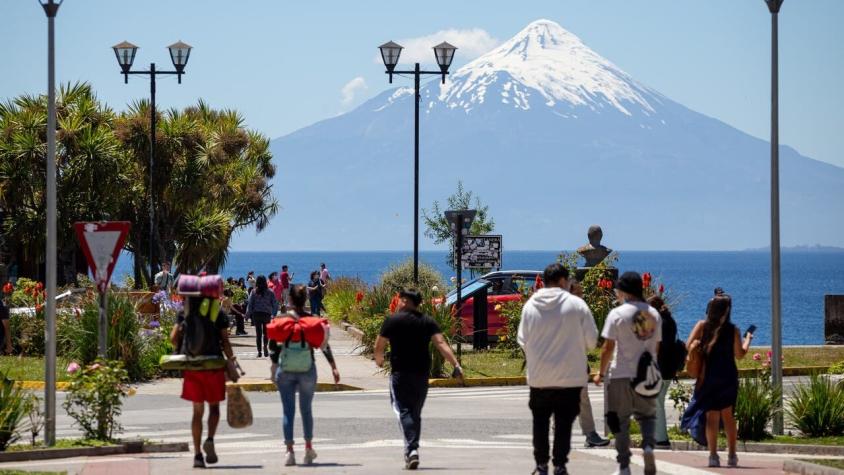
[
  {"xmin": 269, "ymin": 284, "xmax": 340, "ymax": 466},
  {"xmin": 246, "ymin": 275, "xmax": 278, "ymax": 357},
  {"xmin": 647, "ymin": 295, "xmax": 683, "ymax": 449},
  {"xmin": 682, "ymin": 294, "xmax": 753, "ymax": 468}
]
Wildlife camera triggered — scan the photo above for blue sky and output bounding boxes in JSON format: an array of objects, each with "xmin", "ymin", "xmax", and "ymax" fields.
[{"xmin": 2, "ymin": 0, "xmax": 842, "ymax": 171}]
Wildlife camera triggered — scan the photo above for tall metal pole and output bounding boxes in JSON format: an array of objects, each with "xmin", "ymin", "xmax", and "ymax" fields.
[
  {"xmin": 41, "ymin": 0, "xmax": 60, "ymax": 447},
  {"xmin": 767, "ymin": 0, "xmax": 784, "ymax": 435},
  {"xmin": 455, "ymin": 213, "xmax": 463, "ymax": 364},
  {"xmin": 413, "ymin": 63, "xmax": 420, "ymax": 284},
  {"xmin": 149, "ymin": 63, "xmax": 157, "ymax": 284}
]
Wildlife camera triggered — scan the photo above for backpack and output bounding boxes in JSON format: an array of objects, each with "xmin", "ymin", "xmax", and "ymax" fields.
[
  {"xmin": 631, "ymin": 350, "xmax": 663, "ymax": 398},
  {"xmin": 660, "ymin": 339, "xmax": 688, "ymax": 380},
  {"xmin": 280, "ymin": 329, "xmax": 313, "ymax": 373},
  {"xmin": 180, "ymin": 299, "xmax": 222, "ymax": 357}
]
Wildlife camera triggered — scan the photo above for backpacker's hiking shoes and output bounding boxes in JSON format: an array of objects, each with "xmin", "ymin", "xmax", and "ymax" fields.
[
  {"xmin": 405, "ymin": 449, "xmax": 419, "ymax": 470},
  {"xmin": 202, "ymin": 438, "xmax": 217, "ymax": 464}
]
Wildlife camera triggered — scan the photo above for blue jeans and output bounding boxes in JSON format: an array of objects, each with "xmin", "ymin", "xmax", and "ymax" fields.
[{"xmin": 275, "ymin": 365, "xmax": 317, "ymax": 445}]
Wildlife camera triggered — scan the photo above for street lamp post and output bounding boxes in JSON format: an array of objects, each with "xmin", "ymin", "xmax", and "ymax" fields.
[
  {"xmin": 112, "ymin": 41, "xmax": 192, "ymax": 282},
  {"xmin": 39, "ymin": 0, "xmax": 61, "ymax": 448},
  {"xmin": 765, "ymin": 0, "xmax": 784, "ymax": 435},
  {"xmin": 379, "ymin": 41, "xmax": 457, "ymax": 283}
]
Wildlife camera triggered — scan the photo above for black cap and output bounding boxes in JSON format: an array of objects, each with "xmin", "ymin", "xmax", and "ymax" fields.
[
  {"xmin": 616, "ymin": 272, "xmax": 644, "ymax": 299},
  {"xmin": 714, "ymin": 287, "xmax": 725, "ymax": 295},
  {"xmin": 399, "ymin": 288, "xmax": 423, "ymax": 306}
]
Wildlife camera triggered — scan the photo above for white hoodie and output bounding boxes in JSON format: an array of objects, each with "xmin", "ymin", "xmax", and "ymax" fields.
[{"xmin": 517, "ymin": 287, "xmax": 599, "ymax": 388}]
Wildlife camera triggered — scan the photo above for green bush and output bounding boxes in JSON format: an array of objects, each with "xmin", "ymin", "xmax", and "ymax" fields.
[
  {"xmin": 9, "ymin": 310, "xmax": 45, "ymax": 356},
  {"xmin": 786, "ymin": 374, "xmax": 844, "ymax": 437},
  {"xmin": 62, "ymin": 360, "xmax": 130, "ymax": 441},
  {"xmin": 324, "ymin": 276, "xmax": 367, "ymax": 296},
  {"xmin": 829, "ymin": 360, "xmax": 844, "ymax": 375},
  {"xmin": 351, "ymin": 286, "xmax": 393, "ymax": 355},
  {"xmin": 498, "ymin": 298, "xmax": 525, "ymax": 357},
  {"xmin": 378, "ymin": 259, "xmax": 444, "ymax": 295},
  {"xmin": 0, "ymin": 372, "xmax": 34, "ymax": 451},
  {"xmin": 323, "ymin": 289, "xmax": 359, "ymax": 324},
  {"xmin": 419, "ymin": 296, "xmax": 459, "ymax": 378},
  {"xmin": 735, "ymin": 372, "xmax": 780, "ymax": 440}
]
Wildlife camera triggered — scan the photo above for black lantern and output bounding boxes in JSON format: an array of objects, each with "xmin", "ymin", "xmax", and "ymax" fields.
[
  {"xmin": 433, "ymin": 41, "xmax": 457, "ymax": 83},
  {"xmin": 379, "ymin": 41, "xmax": 403, "ymax": 83},
  {"xmin": 112, "ymin": 41, "xmax": 139, "ymax": 82},
  {"xmin": 167, "ymin": 41, "xmax": 192, "ymax": 80}
]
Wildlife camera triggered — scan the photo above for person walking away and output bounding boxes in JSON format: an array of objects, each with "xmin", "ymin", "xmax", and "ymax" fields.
[
  {"xmin": 594, "ymin": 271, "xmax": 661, "ymax": 475},
  {"xmin": 374, "ymin": 289, "xmax": 463, "ymax": 470},
  {"xmin": 681, "ymin": 294, "xmax": 751, "ymax": 468},
  {"xmin": 569, "ymin": 281, "xmax": 610, "ymax": 448},
  {"xmin": 169, "ymin": 283, "xmax": 236, "ymax": 468},
  {"xmin": 247, "ymin": 275, "xmax": 278, "ymax": 357},
  {"xmin": 306, "ymin": 271, "xmax": 325, "ymax": 316},
  {"xmin": 319, "ymin": 263, "xmax": 330, "ymax": 284},
  {"xmin": 246, "ymin": 271, "xmax": 256, "ymax": 294},
  {"xmin": 269, "ymin": 272, "xmax": 283, "ymax": 307},
  {"xmin": 154, "ymin": 261, "xmax": 175, "ymax": 293},
  {"xmin": 518, "ymin": 264, "xmax": 599, "ymax": 475},
  {"xmin": 268, "ymin": 284, "xmax": 340, "ymax": 466},
  {"xmin": 647, "ymin": 295, "xmax": 685, "ymax": 448},
  {"xmin": 280, "ymin": 265, "xmax": 291, "ymax": 309}
]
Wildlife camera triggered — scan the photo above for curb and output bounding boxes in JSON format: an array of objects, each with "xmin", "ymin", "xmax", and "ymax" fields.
[
  {"xmin": 0, "ymin": 440, "xmax": 188, "ymax": 463},
  {"xmin": 784, "ymin": 460, "xmax": 844, "ymax": 475},
  {"xmin": 428, "ymin": 376, "xmax": 526, "ymax": 388},
  {"xmin": 667, "ymin": 440, "xmax": 844, "ymax": 456},
  {"xmin": 339, "ymin": 321, "xmax": 364, "ymax": 341},
  {"xmin": 15, "ymin": 381, "xmax": 71, "ymax": 391},
  {"xmin": 227, "ymin": 381, "xmax": 363, "ymax": 392}
]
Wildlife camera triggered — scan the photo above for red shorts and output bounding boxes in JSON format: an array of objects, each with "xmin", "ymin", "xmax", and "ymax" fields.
[{"xmin": 181, "ymin": 369, "xmax": 226, "ymax": 403}]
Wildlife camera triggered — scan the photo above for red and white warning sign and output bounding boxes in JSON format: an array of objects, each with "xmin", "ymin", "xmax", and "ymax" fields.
[{"xmin": 74, "ymin": 221, "xmax": 131, "ymax": 292}]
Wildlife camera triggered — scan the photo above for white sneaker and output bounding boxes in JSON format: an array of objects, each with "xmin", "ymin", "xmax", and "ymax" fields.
[
  {"xmin": 304, "ymin": 448, "xmax": 317, "ymax": 465},
  {"xmin": 285, "ymin": 451, "xmax": 296, "ymax": 466},
  {"xmin": 643, "ymin": 446, "xmax": 656, "ymax": 475},
  {"xmin": 708, "ymin": 454, "xmax": 721, "ymax": 467}
]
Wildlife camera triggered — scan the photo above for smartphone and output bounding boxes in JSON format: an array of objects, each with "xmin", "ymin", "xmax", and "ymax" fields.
[{"xmin": 745, "ymin": 324, "xmax": 757, "ymax": 337}]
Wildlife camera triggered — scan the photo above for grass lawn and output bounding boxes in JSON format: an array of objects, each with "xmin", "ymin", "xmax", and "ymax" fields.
[
  {"xmin": 0, "ymin": 356, "xmax": 72, "ymax": 382},
  {"xmin": 802, "ymin": 459, "xmax": 844, "ymax": 470},
  {"xmin": 458, "ymin": 349, "xmax": 525, "ymax": 378},
  {"xmin": 736, "ymin": 346, "xmax": 844, "ymax": 369},
  {"xmin": 770, "ymin": 435, "xmax": 844, "ymax": 446}
]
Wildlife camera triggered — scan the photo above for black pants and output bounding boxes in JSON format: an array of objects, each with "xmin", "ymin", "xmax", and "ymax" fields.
[
  {"xmin": 253, "ymin": 312, "xmax": 270, "ymax": 353},
  {"xmin": 529, "ymin": 386, "xmax": 582, "ymax": 468},
  {"xmin": 234, "ymin": 312, "xmax": 245, "ymax": 334},
  {"xmin": 390, "ymin": 372, "xmax": 429, "ymax": 456}
]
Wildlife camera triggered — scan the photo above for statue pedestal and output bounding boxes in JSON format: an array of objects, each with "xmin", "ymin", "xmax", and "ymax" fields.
[
  {"xmin": 825, "ymin": 295, "xmax": 844, "ymax": 345},
  {"xmin": 575, "ymin": 267, "xmax": 618, "ymax": 285}
]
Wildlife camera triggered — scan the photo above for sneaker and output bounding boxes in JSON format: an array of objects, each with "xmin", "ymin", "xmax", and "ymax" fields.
[
  {"xmin": 257, "ymin": 350, "xmax": 262, "ymax": 358},
  {"xmin": 193, "ymin": 454, "xmax": 205, "ymax": 468},
  {"xmin": 531, "ymin": 464, "xmax": 548, "ymax": 475},
  {"xmin": 655, "ymin": 440, "xmax": 671, "ymax": 449},
  {"xmin": 643, "ymin": 446, "xmax": 656, "ymax": 475},
  {"xmin": 285, "ymin": 451, "xmax": 296, "ymax": 466},
  {"xmin": 585, "ymin": 431, "xmax": 610, "ymax": 447},
  {"xmin": 613, "ymin": 466, "xmax": 631, "ymax": 475},
  {"xmin": 405, "ymin": 450, "xmax": 419, "ymax": 470},
  {"xmin": 202, "ymin": 438, "xmax": 217, "ymax": 464},
  {"xmin": 708, "ymin": 454, "xmax": 721, "ymax": 467},
  {"xmin": 728, "ymin": 453, "xmax": 738, "ymax": 468},
  {"xmin": 304, "ymin": 447, "xmax": 317, "ymax": 465}
]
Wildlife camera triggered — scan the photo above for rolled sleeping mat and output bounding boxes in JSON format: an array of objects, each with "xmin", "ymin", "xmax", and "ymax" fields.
[
  {"xmin": 177, "ymin": 274, "xmax": 224, "ymax": 299},
  {"xmin": 159, "ymin": 354, "xmax": 227, "ymax": 371}
]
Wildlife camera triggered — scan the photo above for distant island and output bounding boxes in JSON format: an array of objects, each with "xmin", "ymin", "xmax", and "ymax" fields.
[{"xmin": 744, "ymin": 244, "xmax": 844, "ymax": 252}]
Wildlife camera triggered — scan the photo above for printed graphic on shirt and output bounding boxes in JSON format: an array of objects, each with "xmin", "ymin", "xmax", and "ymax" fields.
[{"xmin": 632, "ymin": 309, "xmax": 657, "ymax": 340}]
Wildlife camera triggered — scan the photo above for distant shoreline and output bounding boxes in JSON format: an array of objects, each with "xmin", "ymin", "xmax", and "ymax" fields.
[{"xmin": 223, "ymin": 248, "xmax": 844, "ymax": 253}]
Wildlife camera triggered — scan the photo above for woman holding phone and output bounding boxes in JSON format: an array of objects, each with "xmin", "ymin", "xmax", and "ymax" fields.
[{"xmin": 683, "ymin": 294, "xmax": 753, "ymax": 468}]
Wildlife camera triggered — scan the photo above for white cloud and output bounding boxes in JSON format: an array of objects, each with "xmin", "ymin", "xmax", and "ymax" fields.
[
  {"xmin": 374, "ymin": 28, "xmax": 500, "ymax": 66},
  {"xmin": 340, "ymin": 76, "xmax": 368, "ymax": 105}
]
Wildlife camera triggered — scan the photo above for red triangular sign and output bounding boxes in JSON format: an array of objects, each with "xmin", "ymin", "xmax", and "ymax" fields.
[{"xmin": 74, "ymin": 221, "xmax": 131, "ymax": 293}]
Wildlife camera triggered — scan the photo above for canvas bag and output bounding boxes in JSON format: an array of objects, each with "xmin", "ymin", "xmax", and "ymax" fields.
[
  {"xmin": 226, "ymin": 386, "xmax": 253, "ymax": 429},
  {"xmin": 631, "ymin": 350, "xmax": 663, "ymax": 398},
  {"xmin": 280, "ymin": 329, "xmax": 313, "ymax": 373}
]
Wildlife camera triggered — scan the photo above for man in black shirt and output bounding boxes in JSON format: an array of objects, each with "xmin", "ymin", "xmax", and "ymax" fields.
[{"xmin": 375, "ymin": 289, "xmax": 463, "ymax": 470}]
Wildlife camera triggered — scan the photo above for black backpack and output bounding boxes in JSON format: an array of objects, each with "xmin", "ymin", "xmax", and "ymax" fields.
[
  {"xmin": 657, "ymin": 313, "xmax": 687, "ymax": 380},
  {"xmin": 180, "ymin": 308, "xmax": 219, "ymax": 357}
]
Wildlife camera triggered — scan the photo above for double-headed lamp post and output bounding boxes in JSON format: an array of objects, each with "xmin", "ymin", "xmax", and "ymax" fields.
[
  {"xmin": 112, "ymin": 41, "xmax": 192, "ymax": 281},
  {"xmin": 378, "ymin": 40, "xmax": 457, "ymax": 284}
]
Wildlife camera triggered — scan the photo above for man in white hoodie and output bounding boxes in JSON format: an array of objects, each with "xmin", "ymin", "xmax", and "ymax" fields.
[{"xmin": 518, "ymin": 263, "xmax": 599, "ymax": 475}]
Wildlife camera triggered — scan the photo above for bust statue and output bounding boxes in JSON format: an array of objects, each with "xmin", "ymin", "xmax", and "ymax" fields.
[{"xmin": 577, "ymin": 225, "xmax": 612, "ymax": 267}]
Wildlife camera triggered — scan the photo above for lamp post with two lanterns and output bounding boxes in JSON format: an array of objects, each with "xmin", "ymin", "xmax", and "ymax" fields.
[
  {"xmin": 112, "ymin": 41, "xmax": 192, "ymax": 280},
  {"xmin": 378, "ymin": 40, "xmax": 457, "ymax": 284}
]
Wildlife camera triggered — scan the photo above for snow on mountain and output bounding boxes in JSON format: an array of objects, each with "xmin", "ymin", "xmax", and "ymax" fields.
[{"xmin": 248, "ymin": 19, "xmax": 844, "ymax": 252}]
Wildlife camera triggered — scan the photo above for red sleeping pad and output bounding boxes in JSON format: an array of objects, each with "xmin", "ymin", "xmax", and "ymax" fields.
[{"xmin": 266, "ymin": 317, "xmax": 329, "ymax": 348}]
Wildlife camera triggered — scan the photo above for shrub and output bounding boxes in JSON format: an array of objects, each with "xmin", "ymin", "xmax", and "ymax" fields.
[
  {"xmin": 378, "ymin": 259, "xmax": 444, "ymax": 295},
  {"xmin": 0, "ymin": 372, "xmax": 33, "ymax": 451},
  {"xmin": 324, "ymin": 276, "xmax": 367, "ymax": 296},
  {"xmin": 62, "ymin": 360, "xmax": 130, "ymax": 441},
  {"xmin": 351, "ymin": 286, "xmax": 393, "ymax": 355},
  {"xmin": 735, "ymin": 373, "xmax": 780, "ymax": 440},
  {"xmin": 419, "ymin": 295, "xmax": 459, "ymax": 377},
  {"xmin": 9, "ymin": 309, "xmax": 45, "ymax": 356},
  {"xmin": 323, "ymin": 289, "xmax": 359, "ymax": 324},
  {"xmin": 829, "ymin": 360, "xmax": 844, "ymax": 375},
  {"xmin": 498, "ymin": 298, "xmax": 526, "ymax": 358},
  {"xmin": 668, "ymin": 380, "xmax": 694, "ymax": 426},
  {"xmin": 786, "ymin": 374, "xmax": 844, "ymax": 437}
]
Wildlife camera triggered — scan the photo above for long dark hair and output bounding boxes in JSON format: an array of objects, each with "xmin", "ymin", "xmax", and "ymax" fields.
[
  {"xmin": 700, "ymin": 294, "xmax": 732, "ymax": 354},
  {"xmin": 255, "ymin": 275, "xmax": 268, "ymax": 295},
  {"xmin": 289, "ymin": 284, "xmax": 308, "ymax": 313},
  {"xmin": 647, "ymin": 295, "xmax": 671, "ymax": 320}
]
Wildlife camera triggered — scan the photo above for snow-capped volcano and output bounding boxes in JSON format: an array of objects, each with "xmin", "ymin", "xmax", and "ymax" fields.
[
  {"xmin": 439, "ymin": 19, "xmax": 660, "ymax": 116},
  {"xmin": 257, "ymin": 19, "xmax": 844, "ymax": 252}
]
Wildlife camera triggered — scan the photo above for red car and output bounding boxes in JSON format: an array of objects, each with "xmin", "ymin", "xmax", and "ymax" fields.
[{"xmin": 445, "ymin": 270, "xmax": 542, "ymax": 340}]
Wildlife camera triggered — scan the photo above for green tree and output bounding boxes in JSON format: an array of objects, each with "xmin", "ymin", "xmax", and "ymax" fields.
[
  {"xmin": 0, "ymin": 82, "xmax": 132, "ymax": 284},
  {"xmin": 422, "ymin": 181, "xmax": 495, "ymax": 273}
]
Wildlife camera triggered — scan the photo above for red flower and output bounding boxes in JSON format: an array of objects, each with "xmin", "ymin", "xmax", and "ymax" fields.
[
  {"xmin": 389, "ymin": 293, "xmax": 400, "ymax": 314},
  {"xmin": 35, "ymin": 303, "xmax": 43, "ymax": 312},
  {"xmin": 2, "ymin": 282, "xmax": 12, "ymax": 294},
  {"xmin": 658, "ymin": 284, "xmax": 665, "ymax": 295},
  {"xmin": 534, "ymin": 275, "xmax": 544, "ymax": 290},
  {"xmin": 642, "ymin": 273, "xmax": 652, "ymax": 288},
  {"xmin": 35, "ymin": 282, "xmax": 44, "ymax": 291},
  {"xmin": 355, "ymin": 291, "xmax": 364, "ymax": 304}
]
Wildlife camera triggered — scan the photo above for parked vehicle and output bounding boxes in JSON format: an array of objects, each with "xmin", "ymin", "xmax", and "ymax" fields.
[{"xmin": 444, "ymin": 270, "xmax": 541, "ymax": 340}]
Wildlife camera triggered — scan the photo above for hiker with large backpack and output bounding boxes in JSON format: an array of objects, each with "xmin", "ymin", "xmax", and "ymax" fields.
[
  {"xmin": 168, "ymin": 275, "xmax": 236, "ymax": 469},
  {"xmin": 647, "ymin": 295, "xmax": 686, "ymax": 449},
  {"xmin": 267, "ymin": 284, "xmax": 340, "ymax": 466}
]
